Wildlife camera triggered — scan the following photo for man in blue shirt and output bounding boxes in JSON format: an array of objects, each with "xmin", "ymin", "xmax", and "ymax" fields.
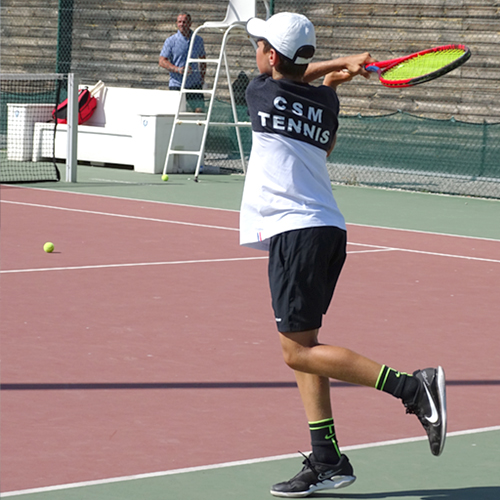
[{"xmin": 159, "ymin": 12, "xmax": 206, "ymax": 112}]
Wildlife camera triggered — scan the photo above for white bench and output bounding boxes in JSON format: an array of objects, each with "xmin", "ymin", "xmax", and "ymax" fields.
[
  {"xmin": 7, "ymin": 103, "xmax": 55, "ymax": 161},
  {"xmin": 32, "ymin": 86, "xmax": 205, "ymax": 174}
]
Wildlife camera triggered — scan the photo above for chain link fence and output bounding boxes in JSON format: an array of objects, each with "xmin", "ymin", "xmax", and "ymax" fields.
[{"xmin": 1, "ymin": 1, "xmax": 499, "ymax": 196}]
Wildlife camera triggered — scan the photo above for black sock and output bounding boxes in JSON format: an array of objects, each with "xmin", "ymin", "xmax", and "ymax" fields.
[
  {"xmin": 375, "ymin": 365, "xmax": 418, "ymax": 401},
  {"xmin": 309, "ymin": 418, "xmax": 342, "ymax": 465}
]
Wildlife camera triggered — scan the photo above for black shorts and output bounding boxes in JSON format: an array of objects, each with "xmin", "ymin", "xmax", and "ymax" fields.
[{"xmin": 268, "ymin": 226, "xmax": 347, "ymax": 333}]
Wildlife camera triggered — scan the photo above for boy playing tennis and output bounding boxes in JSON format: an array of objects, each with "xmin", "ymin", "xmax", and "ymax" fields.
[{"xmin": 240, "ymin": 12, "xmax": 447, "ymax": 498}]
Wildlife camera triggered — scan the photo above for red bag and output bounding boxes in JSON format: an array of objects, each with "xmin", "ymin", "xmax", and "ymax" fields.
[{"xmin": 53, "ymin": 88, "xmax": 97, "ymax": 125}]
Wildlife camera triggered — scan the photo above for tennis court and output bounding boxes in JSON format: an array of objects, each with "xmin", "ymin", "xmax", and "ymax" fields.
[{"xmin": 1, "ymin": 170, "xmax": 500, "ymax": 499}]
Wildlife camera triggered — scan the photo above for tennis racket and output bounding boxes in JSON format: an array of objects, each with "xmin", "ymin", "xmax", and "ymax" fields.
[{"xmin": 365, "ymin": 45, "xmax": 471, "ymax": 87}]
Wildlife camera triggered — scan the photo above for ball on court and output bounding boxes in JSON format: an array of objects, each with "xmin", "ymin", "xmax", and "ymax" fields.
[
  {"xmin": 43, "ymin": 242, "xmax": 54, "ymax": 253},
  {"xmin": 161, "ymin": 174, "xmax": 169, "ymax": 181}
]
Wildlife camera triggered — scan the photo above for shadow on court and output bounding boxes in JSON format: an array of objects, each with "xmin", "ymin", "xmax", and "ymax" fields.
[
  {"xmin": 3, "ymin": 379, "xmax": 500, "ymax": 391},
  {"xmin": 315, "ymin": 487, "xmax": 500, "ymax": 499}
]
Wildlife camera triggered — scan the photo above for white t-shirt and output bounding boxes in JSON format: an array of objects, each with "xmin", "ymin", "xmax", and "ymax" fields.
[{"xmin": 240, "ymin": 73, "xmax": 346, "ymax": 251}]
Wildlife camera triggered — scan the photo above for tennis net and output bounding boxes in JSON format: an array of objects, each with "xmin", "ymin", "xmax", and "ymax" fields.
[{"xmin": 0, "ymin": 73, "xmax": 66, "ymax": 183}]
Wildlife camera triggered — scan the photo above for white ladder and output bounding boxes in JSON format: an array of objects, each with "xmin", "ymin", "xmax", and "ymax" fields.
[
  {"xmin": 163, "ymin": 6, "xmax": 269, "ymax": 182},
  {"xmin": 162, "ymin": 25, "xmax": 256, "ymax": 182}
]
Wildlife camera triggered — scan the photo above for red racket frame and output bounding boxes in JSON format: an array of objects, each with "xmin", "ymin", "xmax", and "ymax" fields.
[{"xmin": 365, "ymin": 44, "xmax": 471, "ymax": 87}]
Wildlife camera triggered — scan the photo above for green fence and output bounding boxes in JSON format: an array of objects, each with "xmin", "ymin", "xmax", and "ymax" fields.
[
  {"xmin": 205, "ymin": 101, "xmax": 500, "ymax": 198},
  {"xmin": 1, "ymin": 1, "xmax": 499, "ymax": 196},
  {"xmin": 331, "ymin": 113, "xmax": 500, "ymax": 198}
]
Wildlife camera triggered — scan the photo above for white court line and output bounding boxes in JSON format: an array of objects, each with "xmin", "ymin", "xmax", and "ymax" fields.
[
  {"xmin": 348, "ymin": 221, "xmax": 500, "ymax": 243},
  {"xmin": 4, "ymin": 243, "xmax": 498, "ymax": 274},
  {"xmin": 1, "ymin": 200, "xmax": 499, "ymax": 275},
  {"xmin": 0, "ymin": 256, "xmax": 268, "ymax": 274},
  {"xmin": 3, "ymin": 184, "xmax": 500, "ymax": 241},
  {"xmin": 3, "ymin": 244, "xmax": 498, "ymax": 275},
  {"xmin": 0, "ymin": 184, "xmax": 242, "ymax": 213},
  {"xmin": 1, "ymin": 200, "xmax": 239, "ymax": 232},
  {"xmin": 3, "ymin": 425, "xmax": 500, "ymax": 497},
  {"xmin": 349, "ymin": 248, "xmax": 396, "ymax": 255},
  {"xmin": 348, "ymin": 242, "xmax": 500, "ymax": 264}
]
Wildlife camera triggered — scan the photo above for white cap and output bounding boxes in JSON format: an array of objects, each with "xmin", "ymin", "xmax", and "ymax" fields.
[{"xmin": 246, "ymin": 12, "xmax": 316, "ymax": 64}]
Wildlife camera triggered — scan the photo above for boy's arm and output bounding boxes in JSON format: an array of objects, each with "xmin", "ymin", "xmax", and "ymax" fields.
[{"xmin": 303, "ymin": 52, "xmax": 376, "ymax": 85}]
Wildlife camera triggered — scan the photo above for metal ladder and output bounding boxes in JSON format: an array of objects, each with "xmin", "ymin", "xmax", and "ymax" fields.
[{"xmin": 162, "ymin": 23, "xmax": 254, "ymax": 182}]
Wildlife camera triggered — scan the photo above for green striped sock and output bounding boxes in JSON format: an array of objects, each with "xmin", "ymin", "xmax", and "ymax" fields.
[
  {"xmin": 376, "ymin": 365, "xmax": 418, "ymax": 400},
  {"xmin": 309, "ymin": 418, "xmax": 342, "ymax": 465}
]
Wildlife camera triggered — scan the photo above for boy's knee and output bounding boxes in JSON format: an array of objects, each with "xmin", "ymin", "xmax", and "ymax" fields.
[
  {"xmin": 279, "ymin": 330, "xmax": 318, "ymax": 370},
  {"xmin": 281, "ymin": 347, "xmax": 297, "ymax": 369},
  {"xmin": 281, "ymin": 342, "xmax": 305, "ymax": 370}
]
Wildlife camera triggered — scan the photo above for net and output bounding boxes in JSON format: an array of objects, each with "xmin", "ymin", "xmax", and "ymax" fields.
[{"xmin": 0, "ymin": 73, "xmax": 65, "ymax": 183}]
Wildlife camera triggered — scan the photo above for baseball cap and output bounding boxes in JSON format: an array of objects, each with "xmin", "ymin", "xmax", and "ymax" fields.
[{"xmin": 246, "ymin": 12, "xmax": 316, "ymax": 64}]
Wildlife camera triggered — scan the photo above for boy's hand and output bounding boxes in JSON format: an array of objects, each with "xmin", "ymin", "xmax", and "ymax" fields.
[
  {"xmin": 342, "ymin": 52, "xmax": 377, "ymax": 79},
  {"xmin": 324, "ymin": 52, "xmax": 377, "ymax": 88}
]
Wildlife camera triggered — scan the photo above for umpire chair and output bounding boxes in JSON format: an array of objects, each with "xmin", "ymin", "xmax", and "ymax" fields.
[{"xmin": 163, "ymin": 0, "xmax": 270, "ymax": 181}]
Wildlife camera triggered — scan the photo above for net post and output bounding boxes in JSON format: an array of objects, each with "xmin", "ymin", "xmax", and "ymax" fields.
[
  {"xmin": 66, "ymin": 73, "xmax": 78, "ymax": 182},
  {"xmin": 56, "ymin": 0, "xmax": 74, "ymax": 74}
]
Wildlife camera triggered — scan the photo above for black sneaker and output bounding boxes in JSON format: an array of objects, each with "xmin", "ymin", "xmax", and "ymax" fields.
[
  {"xmin": 404, "ymin": 366, "xmax": 447, "ymax": 456},
  {"xmin": 270, "ymin": 453, "xmax": 356, "ymax": 498}
]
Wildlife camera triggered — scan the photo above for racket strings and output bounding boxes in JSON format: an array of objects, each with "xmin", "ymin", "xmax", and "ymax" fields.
[{"xmin": 383, "ymin": 49, "xmax": 467, "ymax": 81}]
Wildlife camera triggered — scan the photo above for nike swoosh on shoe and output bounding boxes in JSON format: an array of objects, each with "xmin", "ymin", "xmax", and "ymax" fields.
[{"xmin": 423, "ymin": 383, "xmax": 440, "ymax": 424}]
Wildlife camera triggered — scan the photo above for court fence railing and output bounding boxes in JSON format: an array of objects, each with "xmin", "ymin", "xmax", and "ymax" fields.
[
  {"xmin": 1, "ymin": 1, "xmax": 499, "ymax": 198},
  {"xmin": 205, "ymin": 100, "xmax": 500, "ymax": 199}
]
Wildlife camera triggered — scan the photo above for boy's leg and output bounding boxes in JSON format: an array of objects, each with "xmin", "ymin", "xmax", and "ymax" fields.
[
  {"xmin": 294, "ymin": 369, "xmax": 342, "ymax": 464},
  {"xmin": 281, "ymin": 329, "xmax": 381, "ymax": 467},
  {"xmin": 271, "ymin": 365, "xmax": 357, "ymax": 498},
  {"xmin": 279, "ymin": 330, "xmax": 382, "ymax": 386},
  {"xmin": 293, "ymin": 369, "xmax": 332, "ymax": 422},
  {"xmin": 288, "ymin": 329, "xmax": 333, "ymax": 422},
  {"xmin": 279, "ymin": 329, "xmax": 447, "ymax": 458},
  {"xmin": 270, "ymin": 329, "xmax": 360, "ymax": 498}
]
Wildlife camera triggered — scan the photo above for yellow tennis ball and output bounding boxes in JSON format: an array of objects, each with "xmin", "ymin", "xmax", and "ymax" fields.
[
  {"xmin": 161, "ymin": 174, "xmax": 169, "ymax": 181},
  {"xmin": 43, "ymin": 242, "xmax": 54, "ymax": 253}
]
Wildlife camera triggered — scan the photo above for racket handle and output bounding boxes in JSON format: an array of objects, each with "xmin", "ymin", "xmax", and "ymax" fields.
[{"xmin": 365, "ymin": 64, "xmax": 379, "ymax": 72}]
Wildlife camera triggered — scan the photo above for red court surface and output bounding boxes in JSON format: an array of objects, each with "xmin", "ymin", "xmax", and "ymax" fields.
[{"xmin": 1, "ymin": 185, "xmax": 499, "ymax": 493}]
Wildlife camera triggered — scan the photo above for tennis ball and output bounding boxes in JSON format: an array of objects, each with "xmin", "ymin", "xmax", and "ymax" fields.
[
  {"xmin": 161, "ymin": 174, "xmax": 169, "ymax": 181},
  {"xmin": 43, "ymin": 242, "xmax": 54, "ymax": 253}
]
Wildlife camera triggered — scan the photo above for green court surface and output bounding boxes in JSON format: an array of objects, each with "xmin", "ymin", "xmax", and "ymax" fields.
[
  {"xmin": 15, "ymin": 164, "xmax": 500, "ymax": 240},
  {"xmin": 6, "ymin": 428, "xmax": 500, "ymax": 499}
]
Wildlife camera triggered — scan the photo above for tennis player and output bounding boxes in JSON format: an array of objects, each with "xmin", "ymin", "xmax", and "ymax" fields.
[{"xmin": 240, "ymin": 12, "xmax": 447, "ymax": 498}]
